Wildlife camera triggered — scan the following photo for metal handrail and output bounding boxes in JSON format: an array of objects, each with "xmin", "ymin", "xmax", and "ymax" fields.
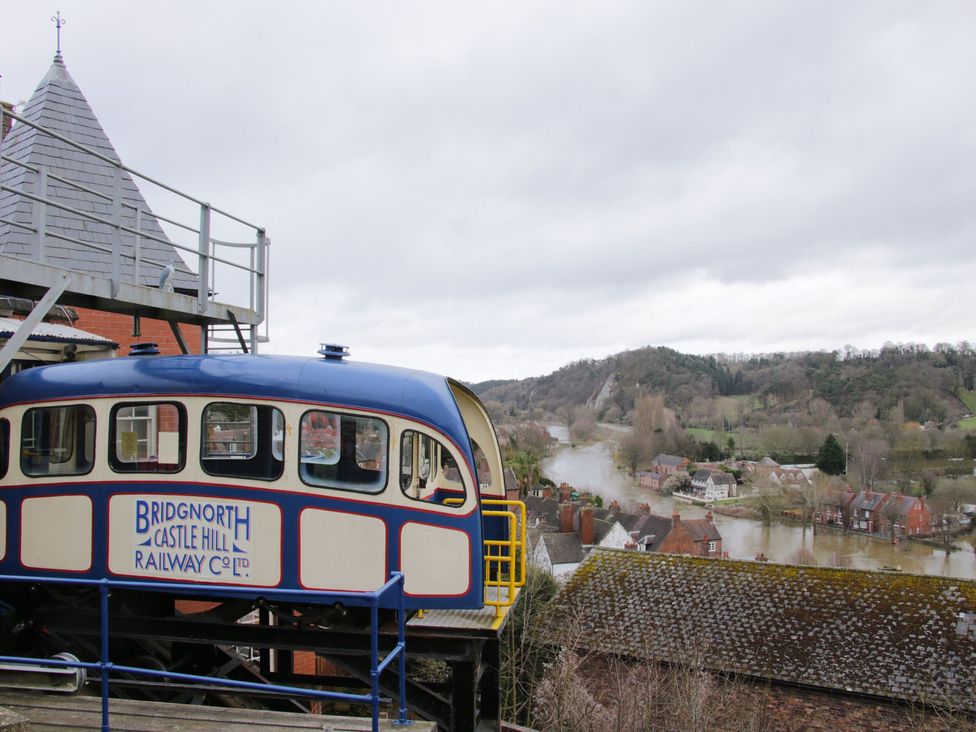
[
  {"xmin": 0, "ymin": 104, "xmax": 269, "ymax": 348},
  {"xmin": 0, "ymin": 572, "xmax": 410, "ymax": 732},
  {"xmin": 481, "ymin": 499, "xmax": 527, "ymax": 617}
]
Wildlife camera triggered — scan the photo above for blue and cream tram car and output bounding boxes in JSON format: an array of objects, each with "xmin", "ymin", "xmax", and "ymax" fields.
[{"xmin": 0, "ymin": 346, "xmax": 523, "ymax": 612}]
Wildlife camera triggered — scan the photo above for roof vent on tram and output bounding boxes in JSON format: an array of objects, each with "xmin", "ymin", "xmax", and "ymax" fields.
[
  {"xmin": 129, "ymin": 342, "xmax": 160, "ymax": 357},
  {"xmin": 318, "ymin": 343, "xmax": 350, "ymax": 361}
]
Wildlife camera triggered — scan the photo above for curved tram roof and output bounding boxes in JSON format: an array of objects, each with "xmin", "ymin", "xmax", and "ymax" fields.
[{"xmin": 0, "ymin": 354, "xmax": 474, "ymax": 456}]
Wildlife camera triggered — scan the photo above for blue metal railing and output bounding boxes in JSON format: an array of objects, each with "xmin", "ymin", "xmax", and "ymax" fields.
[{"xmin": 0, "ymin": 572, "xmax": 411, "ymax": 732}]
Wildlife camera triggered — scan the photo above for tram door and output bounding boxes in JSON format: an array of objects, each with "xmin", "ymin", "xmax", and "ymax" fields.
[{"xmin": 449, "ymin": 381, "xmax": 509, "ymax": 560}]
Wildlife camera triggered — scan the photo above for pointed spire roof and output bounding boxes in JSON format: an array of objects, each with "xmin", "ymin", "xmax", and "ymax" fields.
[{"xmin": 0, "ymin": 54, "xmax": 196, "ymax": 291}]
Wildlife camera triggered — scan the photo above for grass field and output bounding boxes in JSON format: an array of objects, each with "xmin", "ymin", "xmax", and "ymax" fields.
[
  {"xmin": 686, "ymin": 427, "xmax": 762, "ymax": 450},
  {"xmin": 960, "ymin": 389, "xmax": 976, "ymax": 412},
  {"xmin": 959, "ymin": 416, "xmax": 976, "ymax": 430},
  {"xmin": 958, "ymin": 390, "xmax": 976, "ymax": 429}
]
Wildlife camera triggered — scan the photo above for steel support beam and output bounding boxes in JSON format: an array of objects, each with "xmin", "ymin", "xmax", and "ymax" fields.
[
  {"xmin": 168, "ymin": 322, "xmax": 189, "ymax": 355},
  {"xmin": 0, "ymin": 273, "xmax": 72, "ymax": 374},
  {"xmin": 227, "ymin": 311, "xmax": 249, "ymax": 353}
]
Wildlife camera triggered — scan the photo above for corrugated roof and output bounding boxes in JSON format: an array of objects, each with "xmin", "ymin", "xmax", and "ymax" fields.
[
  {"xmin": 543, "ymin": 549, "xmax": 976, "ymax": 711},
  {"xmin": 0, "ymin": 54, "xmax": 196, "ymax": 291},
  {"xmin": 0, "ymin": 316, "xmax": 116, "ymax": 346}
]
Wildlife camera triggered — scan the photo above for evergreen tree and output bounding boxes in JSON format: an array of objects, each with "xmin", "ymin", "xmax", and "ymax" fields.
[{"xmin": 816, "ymin": 433, "xmax": 845, "ymax": 475}]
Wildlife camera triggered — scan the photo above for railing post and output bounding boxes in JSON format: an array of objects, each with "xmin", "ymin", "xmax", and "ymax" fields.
[
  {"xmin": 254, "ymin": 229, "xmax": 267, "ymax": 354},
  {"xmin": 31, "ymin": 165, "xmax": 48, "ymax": 262},
  {"xmin": 255, "ymin": 229, "xmax": 267, "ymax": 322},
  {"xmin": 370, "ymin": 601, "xmax": 380, "ymax": 732},
  {"xmin": 198, "ymin": 203, "xmax": 211, "ymax": 314},
  {"xmin": 99, "ymin": 580, "xmax": 110, "ymax": 732},
  {"xmin": 397, "ymin": 573, "xmax": 408, "ymax": 726},
  {"xmin": 133, "ymin": 207, "xmax": 142, "ymax": 285},
  {"xmin": 111, "ymin": 165, "xmax": 123, "ymax": 297}
]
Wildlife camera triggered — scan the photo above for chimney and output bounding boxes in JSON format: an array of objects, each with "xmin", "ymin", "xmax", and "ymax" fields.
[
  {"xmin": 543, "ymin": 484, "xmax": 554, "ymax": 500},
  {"xmin": 624, "ymin": 540, "xmax": 638, "ymax": 551},
  {"xmin": 559, "ymin": 483, "xmax": 571, "ymax": 503},
  {"xmin": 579, "ymin": 506, "xmax": 595, "ymax": 545},
  {"xmin": 705, "ymin": 511, "xmax": 713, "ymax": 523},
  {"xmin": 1, "ymin": 102, "xmax": 12, "ymax": 142},
  {"xmin": 639, "ymin": 503, "xmax": 650, "ymax": 514},
  {"xmin": 672, "ymin": 510, "xmax": 681, "ymax": 529},
  {"xmin": 609, "ymin": 500, "xmax": 620, "ymax": 512},
  {"xmin": 559, "ymin": 502, "xmax": 574, "ymax": 533}
]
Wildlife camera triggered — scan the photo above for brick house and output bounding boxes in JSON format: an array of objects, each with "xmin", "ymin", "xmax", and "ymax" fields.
[
  {"xmin": 638, "ymin": 470, "xmax": 665, "ymax": 490},
  {"xmin": 881, "ymin": 494, "xmax": 931, "ymax": 537},
  {"xmin": 525, "ymin": 498, "xmax": 724, "ymax": 573},
  {"xmin": 817, "ymin": 488, "xmax": 856, "ymax": 527},
  {"xmin": 850, "ymin": 490, "xmax": 889, "ymax": 533},
  {"xmin": 657, "ymin": 511, "xmax": 723, "ymax": 558},
  {"xmin": 652, "ymin": 453, "xmax": 690, "ymax": 475}
]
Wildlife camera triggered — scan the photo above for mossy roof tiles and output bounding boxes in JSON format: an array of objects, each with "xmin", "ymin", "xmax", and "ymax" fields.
[{"xmin": 546, "ymin": 549, "xmax": 976, "ymax": 710}]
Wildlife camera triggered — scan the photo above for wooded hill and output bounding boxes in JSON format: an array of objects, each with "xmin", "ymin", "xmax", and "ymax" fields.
[{"xmin": 472, "ymin": 343, "xmax": 976, "ymax": 429}]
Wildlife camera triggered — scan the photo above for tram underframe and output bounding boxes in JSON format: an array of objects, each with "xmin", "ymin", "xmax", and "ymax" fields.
[{"xmin": 19, "ymin": 596, "xmax": 505, "ymax": 732}]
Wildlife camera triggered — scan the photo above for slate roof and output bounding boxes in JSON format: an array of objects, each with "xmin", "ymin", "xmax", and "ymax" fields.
[
  {"xmin": 544, "ymin": 549, "xmax": 976, "ymax": 711},
  {"xmin": 524, "ymin": 495, "xmax": 560, "ymax": 530},
  {"xmin": 681, "ymin": 518, "xmax": 721, "ymax": 543},
  {"xmin": 541, "ymin": 532, "xmax": 584, "ymax": 565},
  {"xmin": 630, "ymin": 514, "xmax": 673, "ymax": 551},
  {"xmin": 823, "ymin": 488, "xmax": 857, "ymax": 509},
  {"xmin": 852, "ymin": 491, "xmax": 888, "ymax": 512},
  {"xmin": 0, "ymin": 54, "xmax": 196, "ymax": 291},
  {"xmin": 592, "ymin": 518, "xmax": 614, "ymax": 544},
  {"xmin": 653, "ymin": 453, "xmax": 687, "ymax": 468},
  {"xmin": 885, "ymin": 494, "xmax": 924, "ymax": 517}
]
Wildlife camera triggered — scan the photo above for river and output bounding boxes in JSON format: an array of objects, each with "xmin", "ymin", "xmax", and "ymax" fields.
[{"xmin": 541, "ymin": 426, "xmax": 976, "ymax": 580}]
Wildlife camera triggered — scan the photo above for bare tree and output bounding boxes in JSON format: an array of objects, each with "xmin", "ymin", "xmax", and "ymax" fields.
[{"xmin": 850, "ymin": 432, "xmax": 890, "ymax": 489}]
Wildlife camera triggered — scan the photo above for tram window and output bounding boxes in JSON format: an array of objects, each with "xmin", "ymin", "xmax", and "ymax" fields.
[
  {"xmin": 399, "ymin": 430, "xmax": 466, "ymax": 507},
  {"xmin": 300, "ymin": 411, "xmax": 387, "ymax": 493},
  {"xmin": 201, "ymin": 403, "xmax": 284, "ymax": 481},
  {"xmin": 472, "ymin": 440, "xmax": 492, "ymax": 490},
  {"xmin": 0, "ymin": 419, "xmax": 8, "ymax": 479},
  {"xmin": 21, "ymin": 405, "xmax": 95, "ymax": 476},
  {"xmin": 110, "ymin": 402, "xmax": 186, "ymax": 473},
  {"xmin": 399, "ymin": 432, "xmax": 414, "ymax": 490}
]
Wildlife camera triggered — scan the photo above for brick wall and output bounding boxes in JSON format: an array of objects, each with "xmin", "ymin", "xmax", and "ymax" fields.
[
  {"xmin": 657, "ymin": 515, "xmax": 700, "ymax": 556},
  {"xmin": 73, "ymin": 307, "xmax": 202, "ymax": 355}
]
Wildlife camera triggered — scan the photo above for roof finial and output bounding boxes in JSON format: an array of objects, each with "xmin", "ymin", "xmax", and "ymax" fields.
[{"xmin": 51, "ymin": 11, "xmax": 66, "ymax": 60}]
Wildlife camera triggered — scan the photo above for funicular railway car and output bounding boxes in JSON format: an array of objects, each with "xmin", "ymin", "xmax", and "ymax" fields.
[{"xmin": 0, "ymin": 345, "xmax": 523, "ymax": 615}]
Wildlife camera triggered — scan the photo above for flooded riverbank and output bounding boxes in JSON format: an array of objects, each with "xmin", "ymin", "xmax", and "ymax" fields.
[{"xmin": 541, "ymin": 426, "xmax": 976, "ymax": 580}]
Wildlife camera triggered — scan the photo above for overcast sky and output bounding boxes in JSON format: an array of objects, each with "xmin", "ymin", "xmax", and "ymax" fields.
[{"xmin": 4, "ymin": 2, "xmax": 975, "ymax": 382}]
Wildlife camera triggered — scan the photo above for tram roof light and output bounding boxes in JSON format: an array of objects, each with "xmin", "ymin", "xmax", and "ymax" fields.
[
  {"xmin": 129, "ymin": 342, "xmax": 160, "ymax": 357},
  {"xmin": 318, "ymin": 343, "xmax": 350, "ymax": 361}
]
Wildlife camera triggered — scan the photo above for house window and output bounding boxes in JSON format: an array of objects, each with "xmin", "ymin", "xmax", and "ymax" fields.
[
  {"xmin": 202, "ymin": 403, "xmax": 284, "ymax": 481},
  {"xmin": 21, "ymin": 405, "xmax": 95, "ymax": 476},
  {"xmin": 300, "ymin": 410, "xmax": 387, "ymax": 493},
  {"xmin": 707, "ymin": 541, "xmax": 717, "ymax": 552},
  {"xmin": 110, "ymin": 402, "xmax": 185, "ymax": 473}
]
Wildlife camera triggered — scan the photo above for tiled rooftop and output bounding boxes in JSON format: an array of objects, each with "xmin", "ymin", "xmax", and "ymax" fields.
[
  {"xmin": 543, "ymin": 548, "xmax": 976, "ymax": 711},
  {"xmin": 0, "ymin": 55, "xmax": 196, "ymax": 291}
]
